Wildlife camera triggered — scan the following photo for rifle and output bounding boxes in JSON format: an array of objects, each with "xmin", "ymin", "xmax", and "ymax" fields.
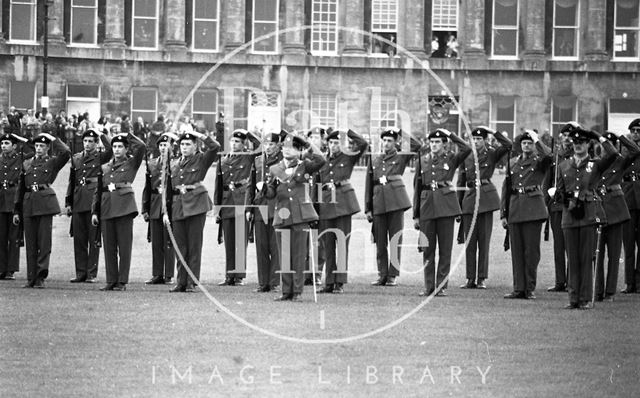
[
  {"xmin": 592, "ymin": 225, "xmax": 603, "ymax": 308},
  {"xmin": 215, "ymin": 156, "xmax": 223, "ymax": 244},
  {"xmin": 145, "ymin": 147, "xmax": 152, "ymax": 243},
  {"xmin": 503, "ymin": 150, "xmax": 513, "ymax": 251},
  {"xmin": 16, "ymin": 142, "xmax": 25, "ymax": 247},
  {"xmin": 543, "ymin": 136, "xmax": 555, "ymax": 241}
]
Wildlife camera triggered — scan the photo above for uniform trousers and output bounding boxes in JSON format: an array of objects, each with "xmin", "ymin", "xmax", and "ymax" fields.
[
  {"xmin": 462, "ymin": 211, "xmax": 493, "ymax": 281},
  {"xmin": 24, "ymin": 215, "xmax": 53, "ymax": 282},
  {"xmin": 173, "ymin": 213, "xmax": 207, "ymax": 287},
  {"xmin": 549, "ymin": 210, "xmax": 567, "ymax": 286},
  {"xmin": 563, "ymin": 225, "xmax": 597, "ymax": 305},
  {"xmin": 319, "ymin": 215, "xmax": 352, "ymax": 285},
  {"xmin": 509, "ymin": 220, "xmax": 543, "ymax": 294},
  {"xmin": 596, "ymin": 222, "xmax": 623, "ymax": 296},
  {"xmin": 305, "ymin": 230, "xmax": 325, "ymax": 281},
  {"xmin": 72, "ymin": 211, "xmax": 100, "ymax": 279},
  {"xmin": 102, "ymin": 214, "xmax": 134, "ymax": 284},
  {"xmin": 373, "ymin": 209, "xmax": 405, "ymax": 279},
  {"xmin": 420, "ymin": 217, "xmax": 455, "ymax": 293},
  {"xmin": 623, "ymin": 209, "xmax": 640, "ymax": 289},
  {"xmin": 0, "ymin": 212, "xmax": 20, "ymax": 274},
  {"xmin": 255, "ymin": 218, "xmax": 280, "ymax": 288},
  {"xmin": 150, "ymin": 218, "xmax": 175, "ymax": 278},
  {"xmin": 221, "ymin": 217, "xmax": 248, "ymax": 279},
  {"xmin": 276, "ymin": 223, "xmax": 308, "ymax": 295}
]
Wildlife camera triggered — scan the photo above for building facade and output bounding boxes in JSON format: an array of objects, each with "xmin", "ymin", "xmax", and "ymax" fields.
[{"xmin": 0, "ymin": 0, "xmax": 639, "ymax": 143}]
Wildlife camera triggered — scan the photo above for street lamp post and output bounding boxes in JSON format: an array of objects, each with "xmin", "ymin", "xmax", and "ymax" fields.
[{"xmin": 42, "ymin": 1, "xmax": 54, "ymax": 114}]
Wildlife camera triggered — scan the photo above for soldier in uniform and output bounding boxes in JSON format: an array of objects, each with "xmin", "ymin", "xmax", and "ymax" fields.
[
  {"xmin": 245, "ymin": 131, "xmax": 284, "ymax": 293},
  {"xmin": 621, "ymin": 118, "xmax": 640, "ymax": 294},
  {"xmin": 169, "ymin": 131, "xmax": 221, "ymax": 292},
  {"xmin": 91, "ymin": 133, "xmax": 146, "ymax": 291},
  {"xmin": 545, "ymin": 123, "xmax": 576, "ymax": 292},
  {"xmin": 458, "ymin": 127, "xmax": 512, "ymax": 289},
  {"xmin": 595, "ymin": 131, "xmax": 640, "ymax": 301},
  {"xmin": 15, "ymin": 133, "xmax": 71, "ymax": 288},
  {"xmin": 0, "ymin": 133, "xmax": 30, "ymax": 280},
  {"xmin": 304, "ymin": 126, "xmax": 327, "ymax": 286},
  {"xmin": 556, "ymin": 128, "xmax": 617, "ymax": 309},
  {"xmin": 413, "ymin": 129, "xmax": 471, "ymax": 297},
  {"xmin": 266, "ymin": 134, "xmax": 325, "ymax": 301},
  {"xmin": 501, "ymin": 130, "xmax": 552, "ymax": 299},
  {"xmin": 215, "ymin": 129, "xmax": 260, "ymax": 286},
  {"xmin": 65, "ymin": 129, "xmax": 112, "ymax": 283},
  {"xmin": 365, "ymin": 129, "xmax": 421, "ymax": 286},
  {"xmin": 142, "ymin": 133, "xmax": 178, "ymax": 285},
  {"xmin": 316, "ymin": 129, "xmax": 368, "ymax": 294}
]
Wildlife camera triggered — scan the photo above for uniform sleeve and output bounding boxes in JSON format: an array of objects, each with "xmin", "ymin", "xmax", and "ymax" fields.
[
  {"xmin": 499, "ymin": 171, "xmax": 510, "ymax": 219},
  {"xmin": 65, "ymin": 158, "xmax": 76, "ymax": 208},
  {"xmin": 456, "ymin": 165, "xmax": 466, "ymax": 207},
  {"xmin": 412, "ymin": 152, "xmax": 422, "ymax": 219},
  {"xmin": 535, "ymin": 141, "xmax": 553, "ymax": 171},
  {"xmin": 13, "ymin": 170, "xmax": 26, "ymax": 216},
  {"xmin": 303, "ymin": 152, "xmax": 326, "ymax": 174},
  {"xmin": 128, "ymin": 133, "xmax": 147, "ymax": 170},
  {"xmin": 450, "ymin": 134, "xmax": 472, "ymax": 167},
  {"xmin": 619, "ymin": 135, "xmax": 640, "ymax": 168},
  {"xmin": 201, "ymin": 136, "xmax": 222, "ymax": 170},
  {"xmin": 141, "ymin": 166, "xmax": 151, "ymax": 215},
  {"xmin": 264, "ymin": 167, "xmax": 278, "ymax": 200},
  {"xmin": 346, "ymin": 129, "xmax": 369, "ymax": 163},
  {"xmin": 91, "ymin": 173, "xmax": 103, "ymax": 218},
  {"xmin": 492, "ymin": 131, "xmax": 513, "ymax": 163},
  {"xmin": 50, "ymin": 139, "xmax": 72, "ymax": 173},
  {"xmin": 244, "ymin": 161, "xmax": 257, "ymax": 212},
  {"xmin": 99, "ymin": 134, "xmax": 113, "ymax": 164},
  {"xmin": 364, "ymin": 157, "xmax": 374, "ymax": 214},
  {"xmin": 213, "ymin": 157, "xmax": 223, "ymax": 206},
  {"xmin": 595, "ymin": 140, "xmax": 619, "ymax": 173}
]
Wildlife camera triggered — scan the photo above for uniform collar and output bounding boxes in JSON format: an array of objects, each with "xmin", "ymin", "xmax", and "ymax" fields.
[
  {"xmin": 1, "ymin": 151, "xmax": 17, "ymax": 159},
  {"xmin": 383, "ymin": 148, "xmax": 397, "ymax": 160}
]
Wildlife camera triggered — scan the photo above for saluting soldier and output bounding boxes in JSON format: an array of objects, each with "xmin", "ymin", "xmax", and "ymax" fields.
[
  {"xmin": 621, "ymin": 118, "xmax": 640, "ymax": 294},
  {"xmin": 91, "ymin": 133, "xmax": 146, "ymax": 291},
  {"xmin": 316, "ymin": 129, "xmax": 368, "ymax": 294},
  {"xmin": 15, "ymin": 132, "xmax": 71, "ymax": 288},
  {"xmin": 142, "ymin": 133, "xmax": 178, "ymax": 285},
  {"xmin": 595, "ymin": 131, "xmax": 640, "ymax": 301},
  {"xmin": 459, "ymin": 126, "xmax": 512, "ymax": 290},
  {"xmin": 365, "ymin": 129, "xmax": 421, "ymax": 287},
  {"xmin": 245, "ymin": 131, "xmax": 284, "ymax": 293},
  {"xmin": 501, "ymin": 130, "xmax": 552, "ymax": 300},
  {"xmin": 215, "ymin": 129, "xmax": 260, "ymax": 286},
  {"xmin": 556, "ymin": 128, "xmax": 617, "ymax": 309},
  {"xmin": 413, "ymin": 129, "xmax": 471, "ymax": 297},
  {"xmin": 0, "ymin": 133, "xmax": 30, "ymax": 280},
  {"xmin": 544, "ymin": 123, "xmax": 576, "ymax": 292},
  {"xmin": 169, "ymin": 131, "xmax": 221, "ymax": 292},
  {"xmin": 266, "ymin": 134, "xmax": 325, "ymax": 301},
  {"xmin": 65, "ymin": 129, "xmax": 112, "ymax": 284}
]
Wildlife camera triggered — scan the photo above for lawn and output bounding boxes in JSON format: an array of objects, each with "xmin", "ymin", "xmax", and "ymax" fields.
[{"xmin": 1, "ymin": 164, "xmax": 638, "ymax": 397}]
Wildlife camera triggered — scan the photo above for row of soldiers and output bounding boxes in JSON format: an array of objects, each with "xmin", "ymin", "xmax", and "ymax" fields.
[{"xmin": 1, "ymin": 119, "xmax": 639, "ymax": 307}]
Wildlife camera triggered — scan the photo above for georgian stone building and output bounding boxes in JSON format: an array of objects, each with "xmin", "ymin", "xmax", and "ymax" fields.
[{"xmin": 0, "ymin": 0, "xmax": 638, "ymax": 142}]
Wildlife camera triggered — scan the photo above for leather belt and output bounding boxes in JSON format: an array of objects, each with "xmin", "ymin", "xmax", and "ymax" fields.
[
  {"xmin": 223, "ymin": 180, "xmax": 248, "ymax": 191},
  {"xmin": 322, "ymin": 180, "xmax": 351, "ymax": 190},
  {"xmin": 77, "ymin": 177, "xmax": 99, "ymax": 186},
  {"xmin": 173, "ymin": 183, "xmax": 202, "ymax": 195},
  {"xmin": 422, "ymin": 181, "xmax": 452, "ymax": 191},
  {"xmin": 623, "ymin": 173, "xmax": 638, "ymax": 182},
  {"xmin": 511, "ymin": 185, "xmax": 541, "ymax": 195},
  {"xmin": 598, "ymin": 184, "xmax": 622, "ymax": 196},
  {"xmin": 372, "ymin": 175, "xmax": 402, "ymax": 186},
  {"xmin": 466, "ymin": 179, "xmax": 491, "ymax": 188},
  {"xmin": 30, "ymin": 183, "xmax": 51, "ymax": 192},
  {"xmin": 104, "ymin": 182, "xmax": 132, "ymax": 192},
  {"xmin": 150, "ymin": 187, "xmax": 165, "ymax": 195},
  {"xmin": 0, "ymin": 181, "xmax": 17, "ymax": 190}
]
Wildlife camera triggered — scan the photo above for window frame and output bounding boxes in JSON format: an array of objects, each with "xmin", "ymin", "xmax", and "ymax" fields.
[
  {"xmin": 490, "ymin": 0, "xmax": 520, "ymax": 59},
  {"xmin": 370, "ymin": 95, "xmax": 398, "ymax": 134},
  {"xmin": 550, "ymin": 97, "xmax": 578, "ymax": 137},
  {"xmin": 310, "ymin": 94, "xmax": 338, "ymax": 128},
  {"xmin": 130, "ymin": 87, "xmax": 158, "ymax": 124},
  {"xmin": 432, "ymin": 0, "xmax": 458, "ymax": 31},
  {"xmin": 8, "ymin": 0, "xmax": 37, "ymax": 44},
  {"xmin": 191, "ymin": 0, "xmax": 220, "ymax": 52},
  {"xmin": 70, "ymin": 0, "xmax": 99, "ymax": 47},
  {"xmin": 613, "ymin": 0, "xmax": 640, "ymax": 61},
  {"xmin": 9, "ymin": 81, "xmax": 37, "ymax": 110},
  {"xmin": 251, "ymin": 0, "xmax": 279, "ymax": 54},
  {"xmin": 66, "ymin": 84, "xmax": 101, "ymax": 103},
  {"xmin": 551, "ymin": 0, "xmax": 580, "ymax": 60},
  {"xmin": 489, "ymin": 96, "xmax": 517, "ymax": 139},
  {"xmin": 191, "ymin": 88, "xmax": 219, "ymax": 132},
  {"xmin": 310, "ymin": 0, "xmax": 339, "ymax": 56},
  {"xmin": 131, "ymin": 0, "xmax": 159, "ymax": 50}
]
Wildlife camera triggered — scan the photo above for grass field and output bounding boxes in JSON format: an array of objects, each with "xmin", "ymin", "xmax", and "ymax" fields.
[{"xmin": 1, "ymin": 164, "xmax": 639, "ymax": 397}]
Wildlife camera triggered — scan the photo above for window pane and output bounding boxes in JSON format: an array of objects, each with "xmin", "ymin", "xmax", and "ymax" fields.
[
  {"xmin": 133, "ymin": 19, "xmax": 157, "ymax": 47},
  {"xmin": 194, "ymin": 20, "xmax": 218, "ymax": 50},
  {"xmin": 554, "ymin": 28, "xmax": 576, "ymax": 57},
  {"xmin": 132, "ymin": 90, "xmax": 156, "ymax": 110},
  {"xmin": 11, "ymin": 4, "xmax": 34, "ymax": 41},
  {"xmin": 496, "ymin": 103, "xmax": 514, "ymax": 121},
  {"xmin": 195, "ymin": 0, "xmax": 218, "ymax": 19},
  {"xmin": 552, "ymin": 100, "xmax": 576, "ymax": 122},
  {"xmin": 494, "ymin": 0, "xmax": 517, "ymax": 26},
  {"xmin": 72, "ymin": 8, "xmax": 96, "ymax": 44},
  {"xmin": 134, "ymin": 0, "xmax": 156, "ymax": 17},
  {"xmin": 68, "ymin": 84, "xmax": 100, "ymax": 98},
  {"xmin": 193, "ymin": 91, "xmax": 217, "ymax": 113},
  {"xmin": 254, "ymin": 0, "xmax": 277, "ymax": 21},
  {"xmin": 496, "ymin": 122, "xmax": 514, "ymax": 136},
  {"xmin": 614, "ymin": 30, "xmax": 638, "ymax": 57},
  {"xmin": 73, "ymin": 0, "xmax": 96, "ymax": 6},
  {"xmin": 493, "ymin": 29, "xmax": 517, "ymax": 55},
  {"xmin": 10, "ymin": 81, "xmax": 36, "ymax": 110},
  {"xmin": 432, "ymin": 0, "xmax": 458, "ymax": 30},
  {"xmin": 555, "ymin": 0, "xmax": 578, "ymax": 26},
  {"xmin": 192, "ymin": 113, "xmax": 216, "ymax": 132},
  {"xmin": 610, "ymin": 98, "xmax": 640, "ymax": 113},
  {"xmin": 131, "ymin": 111, "xmax": 155, "ymax": 124},
  {"xmin": 615, "ymin": 0, "xmax": 640, "ymax": 27},
  {"xmin": 253, "ymin": 22, "xmax": 277, "ymax": 51}
]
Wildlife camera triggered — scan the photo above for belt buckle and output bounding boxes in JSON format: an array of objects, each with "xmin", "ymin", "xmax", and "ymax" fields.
[
  {"xmin": 108, "ymin": 183, "xmax": 116, "ymax": 192},
  {"xmin": 517, "ymin": 187, "xmax": 525, "ymax": 194},
  {"xmin": 31, "ymin": 183, "xmax": 39, "ymax": 192},
  {"xmin": 1, "ymin": 181, "xmax": 7, "ymax": 189},
  {"xmin": 430, "ymin": 181, "xmax": 438, "ymax": 190},
  {"xmin": 79, "ymin": 177, "xmax": 86, "ymax": 186},
  {"xmin": 157, "ymin": 187, "xmax": 164, "ymax": 194},
  {"xmin": 228, "ymin": 183, "xmax": 235, "ymax": 191},
  {"xmin": 179, "ymin": 186, "xmax": 188, "ymax": 194},
  {"xmin": 599, "ymin": 187, "xmax": 607, "ymax": 196},
  {"xmin": 379, "ymin": 175, "xmax": 387, "ymax": 185}
]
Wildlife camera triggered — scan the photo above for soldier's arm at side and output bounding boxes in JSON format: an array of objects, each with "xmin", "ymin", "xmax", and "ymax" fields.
[
  {"xmin": 244, "ymin": 162, "xmax": 257, "ymax": 211},
  {"xmin": 65, "ymin": 159, "xmax": 76, "ymax": 209},
  {"xmin": 364, "ymin": 158, "xmax": 374, "ymax": 215},
  {"xmin": 412, "ymin": 150, "xmax": 422, "ymax": 221},
  {"xmin": 91, "ymin": 173, "xmax": 103, "ymax": 220},
  {"xmin": 264, "ymin": 171, "xmax": 278, "ymax": 200},
  {"xmin": 141, "ymin": 166, "xmax": 152, "ymax": 216},
  {"xmin": 492, "ymin": 131, "xmax": 514, "ymax": 163},
  {"xmin": 13, "ymin": 170, "xmax": 26, "ymax": 219}
]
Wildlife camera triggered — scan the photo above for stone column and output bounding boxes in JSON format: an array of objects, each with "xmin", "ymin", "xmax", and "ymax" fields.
[
  {"xmin": 48, "ymin": 0, "xmax": 65, "ymax": 44},
  {"xmin": 585, "ymin": 0, "xmax": 608, "ymax": 60},
  {"xmin": 283, "ymin": 0, "xmax": 306, "ymax": 54},
  {"xmin": 224, "ymin": 0, "xmax": 246, "ymax": 50},
  {"xmin": 165, "ymin": 0, "xmax": 186, "ymax": 49},
  {"xmin": 462, "ymin": 0, "xmax": 485, "ymax": 57},
  {"xmin": 403, "ymin": 0, "xmax": 426, "ymax": 57},
  {"xmin": 523, "ymin": 0, "xmax": 545, "ymax": 59},
  {"xmin": 103, "ymin": 0, "xmax": 126, "ymax": 48},
  {"xmin": 0, "ymin": 5, "xmax": 4, "ymax": 43},
  {"xmin": 343, "ymin": 0, "xmax": 366, "ymax": 54}
]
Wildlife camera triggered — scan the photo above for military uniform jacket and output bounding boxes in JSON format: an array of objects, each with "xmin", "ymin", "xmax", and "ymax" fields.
[
  {"xmin": 1, "ymin": 149, "xmax": 33, "ymax": 213},
  {"xmin": 16, "ymin": 140, "xmax": 71, "ymax": 217},
  {"xmin": 318, "ymin": 130, "xmax": 369, "ymax": 220},
  {"xmin": 460, "ymin": 132, "xmax": 512, "ymax": 214},
  {"xmin": 500, "ymin": 142, "xmax": 553, "ymax": 224},
  {"xmin": 142, "ymin": 156, "xmax": 173, "ymax": 220},
  {"xmin": 597, "ymin": 136, "xmax": 640, "ymax": 225},
  {"xmin": 245, "ymin": 150, "xmax": 283, "ymax": 222},
  {"xmin": 170, "ymin": 137, "xmax": 220, "ymax": 221},
  {"xmin": 557, "ymin": 141, "xmax": 617, "ymax": 228},
  {"xmin": 622, "ymin": 138, "xmax": 640, "ymax": 210},
  {"xmin": 266, "ymin": 153, "xmax": 326, "ymax": 228},
  {"xmin": 365, "ymin": 138, "xmax": 422, "ymax": 216},
  {"xmin": 65, "ymin": 135, "xmax": 112, "ymax": 213},
  {"xmin": 92, "ymin": 136, "xmax": 146, "ymax": 221},
  {"xmin": 413, "ymin": 134, "xmax": 471, "ymax": 221},
  {"xmin": 544, "ymin": 145, "xmax": 574, "ymax": 213},
  {"xmin": 215, "ymin": 150, "xmax": 260, "ymax": 220}
]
